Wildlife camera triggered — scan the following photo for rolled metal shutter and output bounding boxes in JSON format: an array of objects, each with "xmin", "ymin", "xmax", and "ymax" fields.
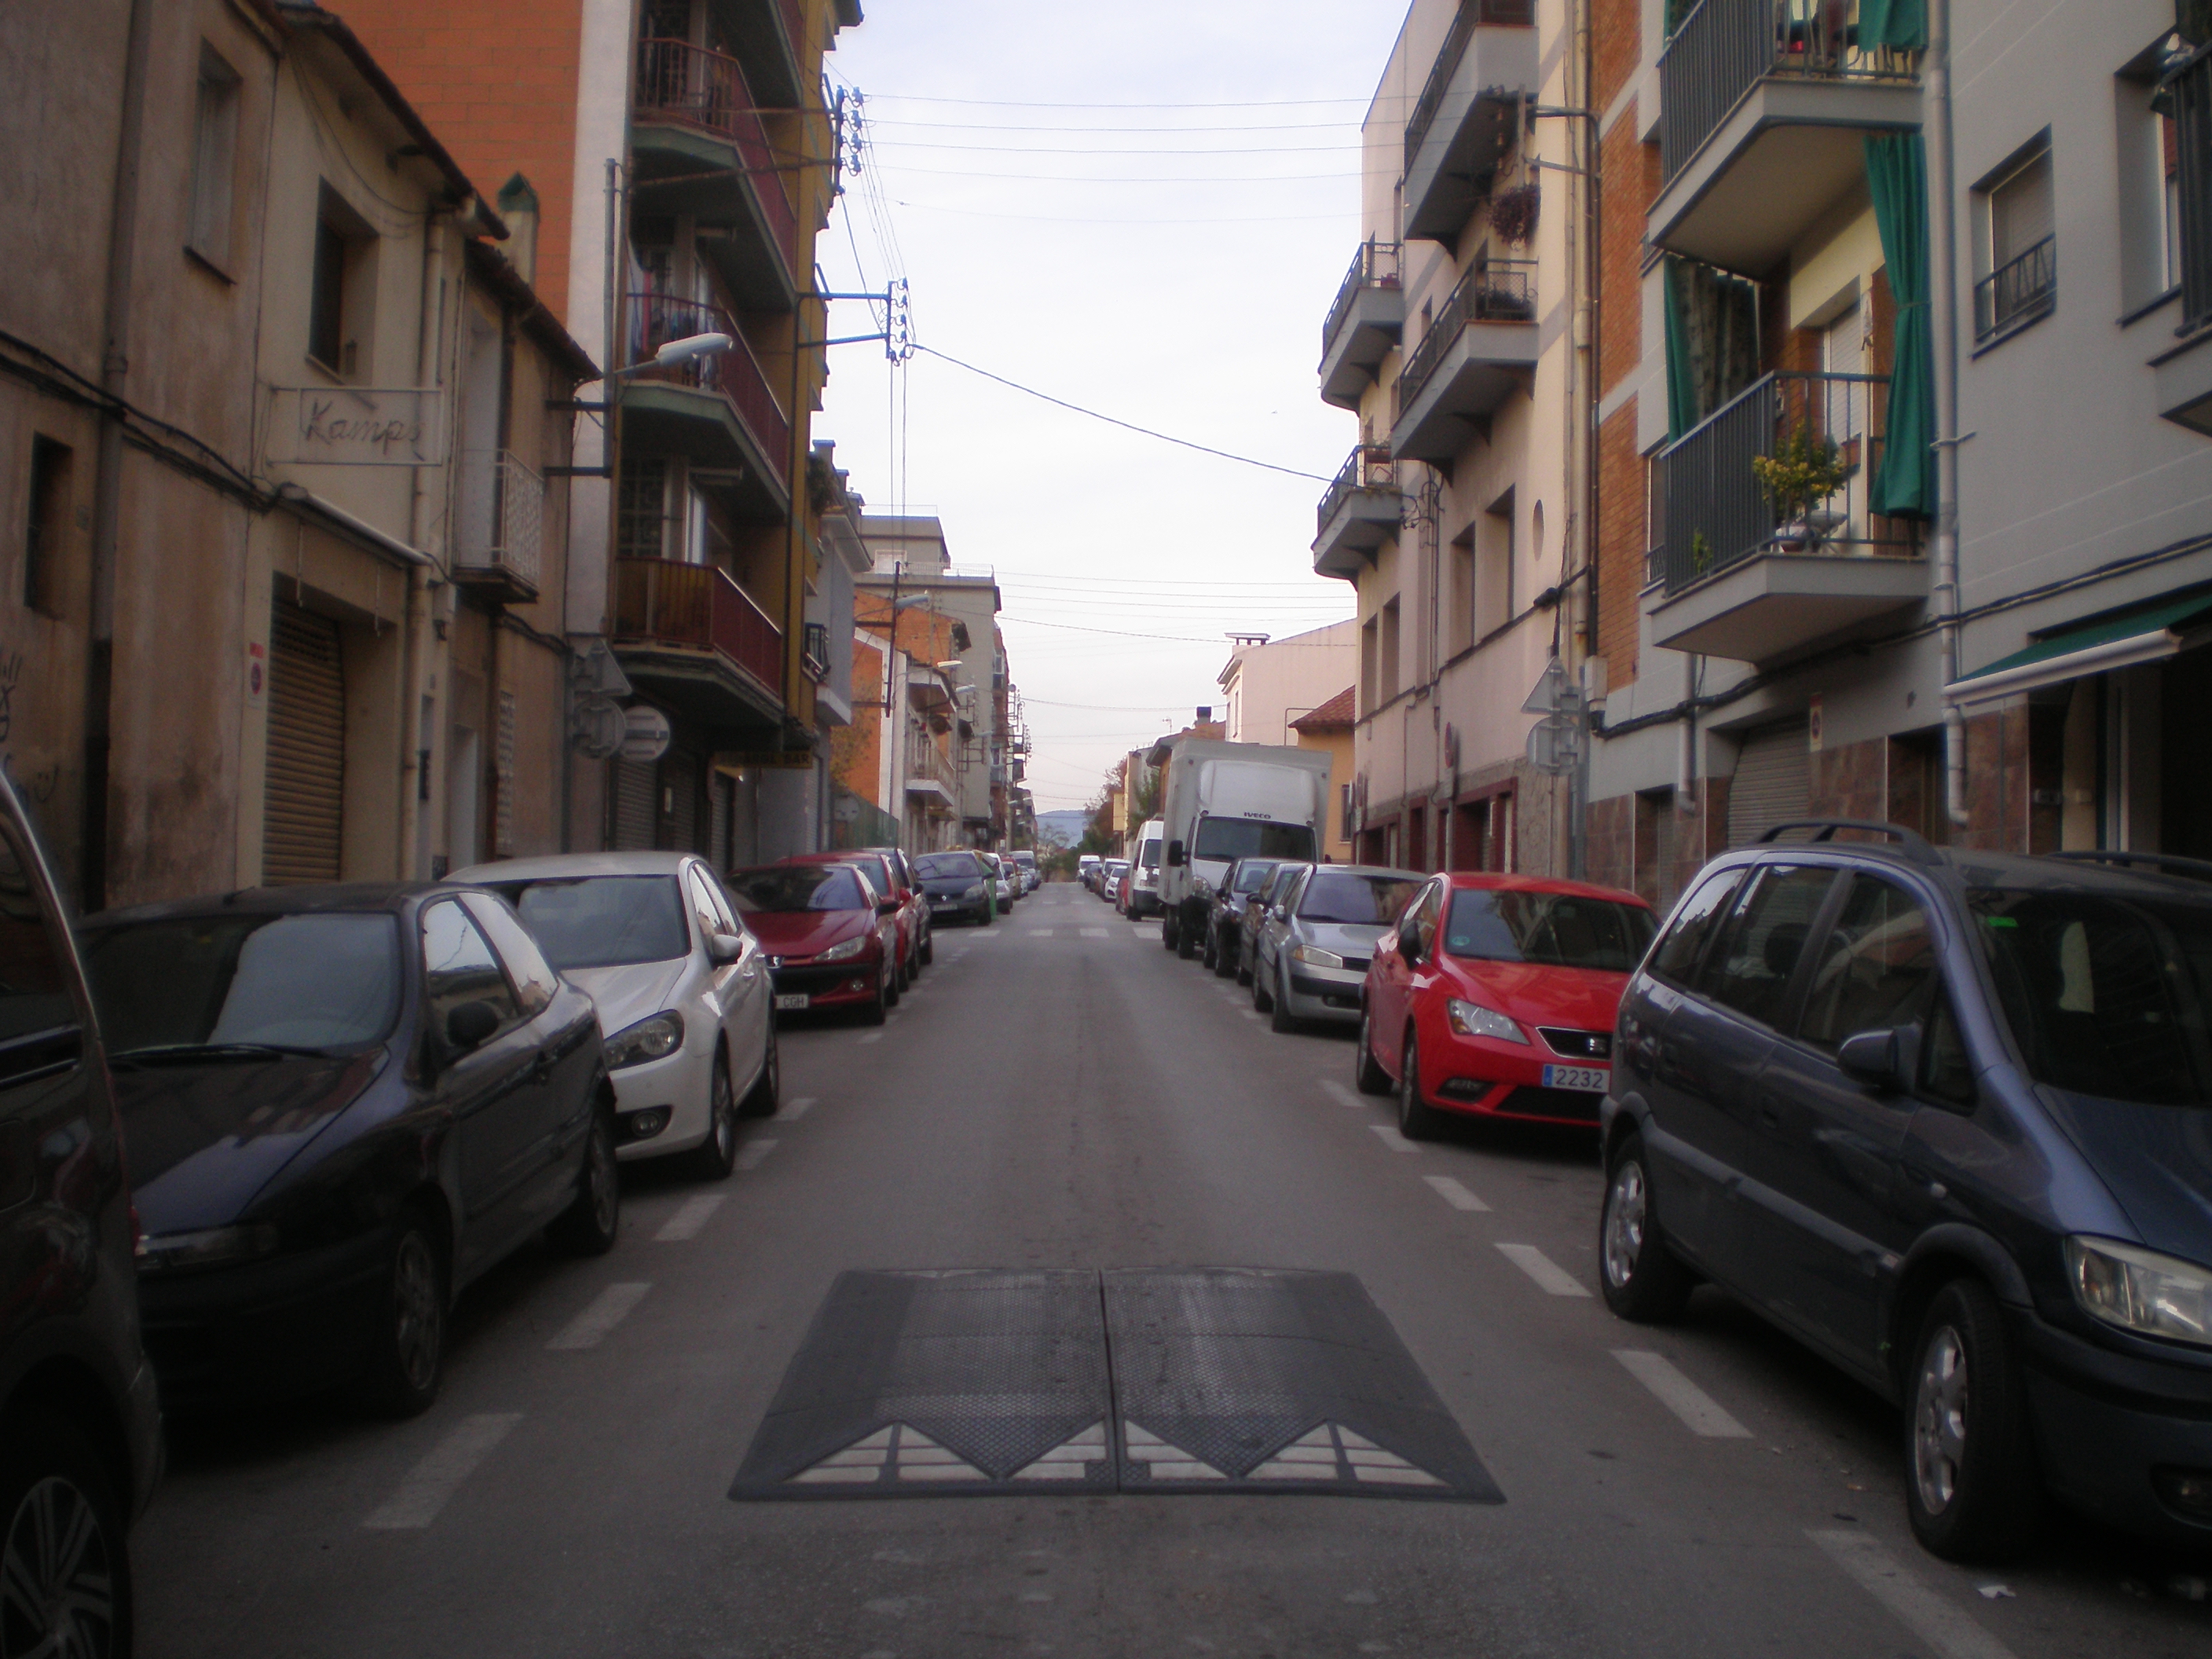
[
  {"xmin": 709, "ymin": 769, "xmax": 731, "ymax": 871},
  {"xmin": 612, "ymin": 760, "xmax": 655, "ymax": 851},
  {"xmin": 1727, "ymin": 720, "xmax": 1811, "ymax": 847},
  {"xmin": 264, "ymin": 602, "xmax": 345, "ymax": 884},
  {"xmin": 665, "ymin": 749, "xmax": 699, "ymax": 853}
]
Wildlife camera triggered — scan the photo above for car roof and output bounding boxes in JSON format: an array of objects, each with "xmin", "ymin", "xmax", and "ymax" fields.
[
  {"xmin": 453, "ymin": 852, "xmax": 697, "ymax": 883},
  {"xmin": 86, "ymin": 881, "xmax": 434, "ymax": 928},
  {"xmin": 1307, "ymin": 864, "xmax": 1421, "ymax": 881},
  {"xmin": 1441, "ymin": 870, "xmax": 1654, "ymax": 907},
  {"xmin": 1714, "ymin": 832, "xmax": 2212, "ymax": 906}
]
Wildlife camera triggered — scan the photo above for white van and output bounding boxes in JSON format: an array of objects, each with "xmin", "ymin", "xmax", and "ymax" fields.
[{"xmin": 1127, "ymin": 819, "xmax": 1166, "ymax": 918}]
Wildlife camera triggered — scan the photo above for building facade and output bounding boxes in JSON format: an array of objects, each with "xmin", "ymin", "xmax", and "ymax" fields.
[{"xmin": 1216, "ymin": 621, "xmax": 1361, "ymax": 747}]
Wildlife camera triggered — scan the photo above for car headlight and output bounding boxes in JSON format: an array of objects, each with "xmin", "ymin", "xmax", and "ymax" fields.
[
  {"xmin": 2067, "ymin": 1236, "xmax": 2212, "ymax": 1348},
  {"xmin": 136, "ymin": 1223, "xmax": 280, "ymax": 1274},
  {"xmin": 1290, "ymin": 943, "xmax": 1345, "ymax": 969},
  {"xmin": 1192, "ymin": 877, "xmax": 1214, "ymax": 900},
  {"xmin": 1447, "ymin": 998, "xmax": 1529, "ymax": 1044},
  {"xmin": 814, "ymin": 933, "xmax": 870, "ymax": 963},
  {"xmin": 605, "ymin": 1010, "xmax": 685, "ymax": 1070},
  {"xmin": 964, "ymin": 882, "xmax": 985, "ymax": 899}
]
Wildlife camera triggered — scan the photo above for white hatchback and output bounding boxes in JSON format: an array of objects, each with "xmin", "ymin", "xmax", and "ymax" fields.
[{"xmin": 455, "ymin": 851, "xmax": 777, "ymax": 1178}]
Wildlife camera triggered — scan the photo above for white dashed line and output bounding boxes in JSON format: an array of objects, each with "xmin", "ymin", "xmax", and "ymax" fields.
[
  {"xmin": 1320, "ymin": 1080, "xmax": 1368, "ymax": 1111},
  {"xmin": 547, "ymin": 1283, "xmax": 652, "ymax": 1350},
  {"xmin": 1423, "ymin": 1175, "xmax": 1489, "ymax": 1210},
  {"xmin": 781, "ymin": 1096, "xmax": 816, "ymax": 1120},
  {"xmin": 858, "ymin": 1031, "xmax": 884, "ymax": 1045},
  {"xmin": 738, "ymin": 1139, "xmax": 778, "ymax": 1171},
  {"xmin": 1080, "ymin": 928, "xmax": 1111, "ymax": 939},
  {"xmin": 362, "ymin": 1412, "xmax": 523, "ymax": 1530},
  {"xmin": 1240, "ymin": 1009, "xmax": 1263, "ymax": 1022},
  {"xmin": 1612, "ymin": 1350, "xmax": 1750, "ymax": 1437},
  {"xmin": 1808, "ymin": 1530, "xmax": 2022, "ymax": 1659},
  {"xmin": 1368, "ymin": 1125, "xmax": 1419, "ymax": 1153},
  {"xmin": 654, "ymin": 1193, "xmax": 724, "ymax": 1242},
  {"xmin": 1495, "ymin": 1243, "xmax": 1590, "ymax": 1297},
  {"xmin": 1027, "ymin": 928, "xmax": 1055, "ymax": 937}
]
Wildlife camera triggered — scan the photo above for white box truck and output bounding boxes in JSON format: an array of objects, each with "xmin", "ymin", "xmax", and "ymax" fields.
[{"xmin": 1155, "ymin": 738, "xmax": 1334, "ymax": 958}]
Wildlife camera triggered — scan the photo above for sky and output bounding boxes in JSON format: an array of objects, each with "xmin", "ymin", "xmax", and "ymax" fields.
[{"xmin": 811, "ymin": 1, "xmax": 1407, "ymax": 813}]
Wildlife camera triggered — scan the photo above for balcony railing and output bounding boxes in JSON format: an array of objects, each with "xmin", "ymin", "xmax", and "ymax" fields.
[
  {"xmin": 1405, "ymin": 0, "xmax": 1536, "ymax": 171},
  {"xmin": 801, "ymin": 620, "xmax": 830, "ymax": 683},
  {"xmin": 907, "ymin": 729, "xmax": 956, "ymax": 793},
  {"xmin": 1650, "ymin": 369, "xmax": 1917, "ymax": 594},
  {"xmin": 2166, "ymin": 38, "xmax": 2212, "ymax": 335},
  {"xmin": 1317, "ymin": 445, "xmax": 1400, "ymax": 534},
  {"xmin": 1322, "ymin": 240, "xmax": 1401, "ymax": 357},
  {"xmin": 612, "ymin": 558, "xmax": 783, "ymax": 694},
  {"xmin": 1393, "ymin": 260, "xmax": 1536, "ymax": 418},
  {"xmin": 635, "ymin": 37, "xmax": 797, "ymax": 257},
  {"xmin": 628, "ymin": 291, "xmax": 791, "ymax": 467},
  {"xmin": 1973, "ymin": 236, "xmax": 2056, "ymax": 342},
  {"xmin": 452, "ymin": 450, "xmax": 544, "ymax": 594},
  {"xmin": 1661, "ymin": 0, "xmax": 1919, "ymax": 181}
]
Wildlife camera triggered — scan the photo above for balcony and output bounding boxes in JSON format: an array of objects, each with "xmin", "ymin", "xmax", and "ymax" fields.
[
  {"xmin": 1320, "ymin": 241, "xmax": 1404, "ymax": 409},
  {"xmin": 632, "ymin": 38, "xmax": 797, "ymax": 309},
  {"xmin": 717, "ymin": 0, "xmax": 807, "ymax": 108},
  {"xmin": 611, "ymin": 558, "xmax": 786, "ymax": 737},
  {"xmin": 1973, "ymin": 236, "xmax": 2055, "ymax": 346},
  {"xmin": 451, "ymin": 451, "xmax": 543, "ymax": 602},
  {"xmin": 1646, "ymin": 369, "xmax": 1925, "ymax": 662},
  {"xmin": 906, "ymin": 729, "xmax": 957, "ymax": 809},
  {"xmin": 1650, "ymin": 0, "xmax": 1921, "ymax": 273},
  {"xmin": 1313, "ymin": 447, "xmax": 1403, "ymax": 580},
  {"xmin": 801, "ymin": 619, "xmax": 830, "ymax": 683},
  {"xmin": 1401, "ymin": 1, "xmax": 1537, "ymax": 245},
  {"xmin": 1389, "ymin": 262, "xmax": 1538, "ymax": 463},
  {"xmin": 621, "ymin": 293, "xmax": 792, "ymax": 523}
]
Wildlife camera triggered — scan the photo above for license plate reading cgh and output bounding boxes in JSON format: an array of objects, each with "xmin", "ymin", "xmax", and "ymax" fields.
[{"xmin": 775, "ymin": 993, "xmax": 810, "ymax": 1012}]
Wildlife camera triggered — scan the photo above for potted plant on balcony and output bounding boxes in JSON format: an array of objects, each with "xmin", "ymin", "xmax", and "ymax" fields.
[
  {"xmin": 1752, "ymin": 421, "xmax": 1849, "ymax": 552},
  {"xmin": 1489, "ymin": 183, "xmax": 1539, "ymax": 248}
]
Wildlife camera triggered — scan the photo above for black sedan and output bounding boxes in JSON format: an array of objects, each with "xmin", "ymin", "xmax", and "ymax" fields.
[
  {"xmin": 914, "ymin": 851, "xmax": 995, "ymax": 927},
  {"xmin": 79, "ymin": 883, "xmax": 618, "ymax": 1415}
]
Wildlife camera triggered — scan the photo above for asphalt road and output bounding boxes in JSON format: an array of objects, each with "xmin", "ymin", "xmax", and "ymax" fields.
[{"xmin": 135, "ymin": 883, "xmax": 2212, "ymax": 1658}]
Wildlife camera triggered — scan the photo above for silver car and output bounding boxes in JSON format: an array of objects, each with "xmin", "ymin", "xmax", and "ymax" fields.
[
  {"xmin": 1251, "ymin": 864, "xmax": 1426, "ymax": 1034},
  {"xmin": 1236, "ymin": 861, "xmax": 1310, "ymax": 986}
]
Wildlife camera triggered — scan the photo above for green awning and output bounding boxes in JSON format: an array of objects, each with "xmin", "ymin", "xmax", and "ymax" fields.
[{"xmin": 1948, "ymin": 592, "xmax": 2212, "ymax": 701}]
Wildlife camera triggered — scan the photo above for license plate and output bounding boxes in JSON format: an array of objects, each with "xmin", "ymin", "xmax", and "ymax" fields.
[
  {"xmin": 775, "ymin": 994, "xmax": 810, "ymax": 1012},
  {"xmin": 1543, "ymin": 1064, "xmax": 1610, "ymax": 1093}
]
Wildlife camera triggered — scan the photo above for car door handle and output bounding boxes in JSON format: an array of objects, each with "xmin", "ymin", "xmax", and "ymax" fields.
[{"xmin": 531, "ymin": 1051, "xmax": 554, "ymax": 1085}]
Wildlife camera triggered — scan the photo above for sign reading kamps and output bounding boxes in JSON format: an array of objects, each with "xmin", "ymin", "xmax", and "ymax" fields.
[{"xmin": 267, "ymin": 386, "xmax": 443, "ymax": 466}]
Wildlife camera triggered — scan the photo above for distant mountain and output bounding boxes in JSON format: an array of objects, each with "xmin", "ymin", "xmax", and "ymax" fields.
[{"xmin": 1036, "ymin": 809, "xmax": 1090, "ymax": 848}]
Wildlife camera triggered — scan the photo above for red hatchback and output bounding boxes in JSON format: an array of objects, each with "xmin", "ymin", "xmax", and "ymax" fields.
[
  {"xmin": 727, "ymin": 862, "xmax": 902, "ymax": 1024},
  {"xmin": 1357, "ymin": 872, "xmax": 1656, "ymax": 1135},
  {"xmin": 782, "ymin": 849, "xmax": 925, "ymax": 994}
]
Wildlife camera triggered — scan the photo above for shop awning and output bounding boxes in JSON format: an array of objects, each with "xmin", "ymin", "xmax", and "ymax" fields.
[{"xmin": 1946, "ymin": 591, "xmax": 2212, "ymax": 704}]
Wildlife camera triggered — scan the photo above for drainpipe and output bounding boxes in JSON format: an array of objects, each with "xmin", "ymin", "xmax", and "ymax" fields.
[
  {"xmin": 399, "ymin": 210, "xmax": 449, "ymax": 878},
  {"xmin": 1929, "ymin": 0, "xmax": 1968, "ymax": 828},
  {"xmin": 1675, "ymin": 651, "xmax": 1699, "ymax": 815},
  {"xmin": 81, "ymin": 0, "xmax": 156, "ymax": 911}
]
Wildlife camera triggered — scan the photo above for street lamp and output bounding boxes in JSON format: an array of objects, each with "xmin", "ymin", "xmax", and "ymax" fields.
[{"xmin": 609, "ymin": 332, "xmax": 732, "ymax": 378}]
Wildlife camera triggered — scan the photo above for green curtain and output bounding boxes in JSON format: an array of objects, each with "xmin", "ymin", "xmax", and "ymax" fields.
[
  {"xmin": 1865, "ymin": 131, "xmax": 1936, "ymax": 518},
  {"xmin": 1664, "ymin": 258, "xmax": 1697, "ymax": 441},
  {"xmin": 1859, "ymin": 0, "xmax": 1928, "ymax": 50},
  {"xmin": 1664, "ymin": 257, "xmax": 1762, "ymax": 441}
]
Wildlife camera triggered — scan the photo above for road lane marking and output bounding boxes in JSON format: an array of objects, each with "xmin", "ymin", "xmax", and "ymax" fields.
[
  {"xmin": 858, "ymin": 1031, "xmax": 884, "ymax": 1045},
  {"xmin": 1027, "ymin": 928, "xmax": 1055, "ymax": 937},
  {"xmin": 782, "ymin": 1096, "xmax": 816, "ymax": 1120},
  {"xmin": 1080, "ymin": 928, "xmax": 1111, "ymax": 939},
  {"xmin": 362, "ymin": 1413, "xmax": 522, "ymax": 1529},
  {"xmin": 1612, "ymin": 1350, "xmax": 1750, "ymax": 1437},
  {"xmin": 547, "ymin": 1283, "xmax": 652, "ymax": 1350},
  {"xmin": 654, "ymin": 1194, "xmax": 724, "ymax": 1242},
  {"xmin": 1320, "ymin": 1080, "xmax": 1368, "ymax": 1111},
  {"xmin": 1808, "ymin": 1530, "xmax": 2022, "ymax": 1659},
  {"xmin": 1495, "ymin": 1243, "xmax": 1590, "ymax": 1297},
  {"xmin": 1368, "ymin": 1125, "xmax": 1419, "ymax": 1153},
  {"xmin": 1423, "ymin": 1175, "xmax": 1489, "ymax": 1210},
  {"xmin": 1240, "ymin": 1009, "xmax": 1263, "ymax": 1022},
  {"xmin": 738, "ymin": 1139, "xmax": 778, "ymax": 1171}
]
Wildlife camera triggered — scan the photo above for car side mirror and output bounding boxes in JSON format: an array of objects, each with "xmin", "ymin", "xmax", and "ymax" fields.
[
  {"xmin": 1837, "ymin": 1027, "xmax": 1906, "ymax": 1092},
  {"xmin": 877, "ymin": 897, "xmax": 901, "ymax": 917},
  {"xmin": 1166, "ymin": 840, "xmax": 1186, "ymax": 866},
  {"xmin": 709, "ymin": 931, "xmax": 744, "ymax": 965},
  {"xmin": 445, "ymin": 1000, "xmax": 500, "ymax": 1052},
  {"xmin": 1397, "ymin": 919, "xmax": 1422, "ymax": 959}
]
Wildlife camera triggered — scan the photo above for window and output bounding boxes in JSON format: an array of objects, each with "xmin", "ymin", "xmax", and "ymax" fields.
[
  {"xmin": 421, "ymin": 901, "xmax": 518, "ymax": 1035},
  {"xmin": 22, "ymin": 435, "xmax": 71, "ymax": 616},
  {"xmin": 1445, "ymin": 889, "xmax": 1656, "ymax": 973},
  {"xmin": 1190, "ymin": 819, "xmax": 1316, "ymax": 863},
  {"xmin": 460, "ymin": 893, "xmax": 558, "ymax": 1016},
  {"xmin": 1921, "ymin": 991, "xmax": 1977, "ymax": 1108},
  {"xmin": 1360, "ymin": 616, "xmax": 1379, "ymax": 713},
  {"xmin": 1649, "ymin": 867, "xmax": 1745, "ymax": 987},
  {"xmin": 1703, "ymin": 865, "xmax": 1837, "ymax": 1027},
  {"xmin": 1477, "ymin": 490, "xmax": 1514, "ymax": 639},
  {"xmin": 1401, "ymin": 881, "xmax": 1444, "ymax": 961},
  {"xmin": 308, "ymin": 185, "xmax": 375, "ymax": 379},
  {"xmin": 0, "ymin": 821, "xmax": 71, "ymax": 1054},
  {"xmin": 1796, "ymin": 876, "xmax": 1938, "ymax": 1052},
  {"xmin": 1448, "ymin": 528, "xmax": 1474, "ymax": 656},
  {"xmin": 189, "ymin": 47, "xmax": 241, "ymax": 268},
  {"xmin": 617, "ymin": 458, "xmax": 671, "ymax": 558},
  {"xmin": 1975, "ymin": 138, "xmax": 2056, "ymax": 342},
  {"xmin": 493, "ymin": 876, "xmax": 689, "ymax": 968},
  {"xmin": 1378, "ymin": 598, "xmax": 1401, "ymax": 702},
  {"xmin": 1298, "ymin": 871, "xmax": 1423, "ymax": 925}
]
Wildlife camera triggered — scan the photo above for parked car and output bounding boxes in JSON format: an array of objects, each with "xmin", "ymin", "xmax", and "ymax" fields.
[
  {"xmin": 1251, "ymin": 865, "xmax": 1423, "ymax": 1032},
  {"xmin": 1202, "ymin": 856, "xmax": 1281, "ymax": 979},
  {"xmin": 990, "ymin": 856, "xmax": 1015, "ymax": 914},
  {"xmin": 1079, "ymin": 854, "xmax": 1101, "ymax": 889},
  {"xmin": 916, "ymin": 850, "xmax": 995, "ymax": 926},
  {"xmin": 728, "ymin": 862, "xmax": 901, "ymax": 1024},
  {"xmin": 1359, "ymin": 872, "xmax": 1654, "ymax": 1136},
  {"xmin": 79, "ymin": 883, "xmax": 618, "ymax": 1415},
  {"xmin": 1113, "ymin": 862, "xmax": 1134, "ymax": 914},
  {"xmin": 456, "ymin": 852, "xmax": 778, "ymax": 1179},
  {"xmin": 1012, "ymin": 850, "xmax": 1040, "ymax": 892},
  {"xmin": 786, "ymin": 849, "xmax": 927, "ymax": 988},
  {"xmin": 1101, "ymin": 861, "xmax": 1129, "ymax": 904},
  {"xmin": 1601, "ymin": 822, "xmax": 2212, "ymax": 1561},
  {"xmin": 858, "ymin": 845, "xmax": 934, "ymax": 968},
  {"xmin": 1237, "ymin": 861, "xmax": 1312, "ymax": 985},
  {"xmin": 1127, "ymin": 819, "xmax": 1166, "ymax": 919},
  {"xmin": 0, "ymin": 770, "xmax": 162, "ymax": 1656}
]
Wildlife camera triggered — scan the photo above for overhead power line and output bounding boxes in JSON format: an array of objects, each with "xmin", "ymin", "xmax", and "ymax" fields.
[
  {"xmin": 873, "ymin": 117, "xmax": 1360, "ymax": 134},
  {"xmin": 1002, "ymin": 617, "xmax": 1251, "ymax": 643},
  {"xmin": 877, "ymin": 162, "xmax": 1361, "ymax": 184},
  {"xmin": 893, "ymin": 200, "xmax": 1351, "ymax": 225},
  {"xmin": 868, "ymin": 93, "xmax": 1372, "ymax": 109}
]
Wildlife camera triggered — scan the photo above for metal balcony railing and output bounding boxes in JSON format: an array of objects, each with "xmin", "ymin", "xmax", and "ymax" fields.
[
  {"xmin": 628, "ymin": 291, "xmax": 791, "ymax": 468},
  {"xmin": 1973, "ymin": 236, "xmax": 2056, "ymax": 342},
  {"xmin": 1650, "ymin": 369, "xmax": 1917, "ymax": 594},
  {"xmin": 906, "ymin": 729, "xmax": 956, "ymax": 792},
  {"xmin": 1393, "ymin": 260, "xmax": 1536, "ymax": 418},
  {"xmin": 1660, "ymin": 0, "xmax": 1920, "ymax": 181},
  {"xmin": 1404, "ymin": 0, "xmax": 1536, "ymax": 172},
  {"xmin": 452, "ymin": 450, "xmax": 544, "ymax": 592},
  {"xmin": 1317, "ymin": 445, "xmax": 1401, "ymax": 535},
  {"xmin": 2165, "ymin": 38, "xmax": 2212, "ymax": 335},
  {"xmin": 634, "ymin": 37, "xmax": 797, "ymax": 257},
  {"xmin": 612, "ymin": 558, "xmax": 784, "ymax": 694},
  {"xmin": 801, "ymin": 620, "xmax": 830, "ymax": 683},
  {"xmin": 1322, "ymin": 240, "xmax": 1402, "ymax": 357}
]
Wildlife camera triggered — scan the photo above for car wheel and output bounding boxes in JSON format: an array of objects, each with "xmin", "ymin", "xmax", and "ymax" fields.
[
  {"xmin": 1235, "ymin": 948, "xmax": 1253, "ymax": 987},
  {"xmin": 861, "ymin": 964, "xmax": 888, "ymax": 1025},
  {"xmin": 738, "ymin": 1021, "xmax": 779, "ymax": 1119},
  {"xmin": 1599, "ymin": 1132, "xmax": 1694, "ymax": 1322},
  {"xmin": 885, "ymin": 952, "xmax": 903, "ymax": 1007},
  {"xmin": 549, "ymin": 1109, "xmax": 621, "ymax": 1258},
  {"xmin": 1176, "ymin": 916, "xmax": 1197, "ymax": 959},
  {"xmin": 0, "ymin": 1408, "xmax": 130, "ymax": 1659},
  {"xmin": 1397, "ymin": 1035, "xmax": 1446, "ymax": 1141},
  {"xmin": 921, "ymin": 932, "xmax": 934, "ymax": 966},
  {"xmin": 1200, "ymin": 928, "xmax": 1217, "ymax": 971},
  {"xmin": 1269, "ymin": 963, "xmax": 1298, "ymax": 1032},
  {"xmin": 358, "ymin": 1212, "xmax": 447, "ymax": 1416},
  {"xmin": 1904, "ymin": 1279, "xmax": 2043, "ymax": 1562},
  {"xmin": 1252, "ymin": 954, "xmax": 1274, "ymax": 1013},
  {"xmin": 685, "ymin": 1052, "xmax": 740, "ymax": 1181},
  {"xmin": 1354, "ymin": 1009, "xmax": 1393, "ymax": 1095}
]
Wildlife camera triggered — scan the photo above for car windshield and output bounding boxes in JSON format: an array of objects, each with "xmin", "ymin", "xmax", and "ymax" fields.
[
  {"xmin": 1192, "ymin": 819, "xmax": 1317, "ymax": 863},
  {"xmin": 82, "ymin": 912, "xmax": 401, "ymax": 1054},
  {"xmin": 915, "ymin": 854, "xmax": 980, "ymax": 881},
  {"xmin": 1972, "ymin": 885, "xmax": 2212, "ymax": 1105},
  {"xmin": 1445, "ymin": 889, "xmax": 1655, "ymax": 972},
  {"xmin": 731, "ymin": 866, "xmax": 869, "ymax": 913},
  {"xmin": 493, "ymin": 875, "xmax": 689, "ymax": 969},
  {"xmin": 1298, "ymin": 873, "xmax": 1423, "ymax": 925},
  {"xmin": 1137, "ymin": 839, "xmax": 1161, "ymax": 870},
  {"xmin": 1230, "ymin": 860, "xmax": 1280, "ymax": 895}
]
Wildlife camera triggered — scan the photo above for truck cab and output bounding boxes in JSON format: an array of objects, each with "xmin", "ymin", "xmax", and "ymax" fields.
[{"xmin": 1155, "ymin": 740, "xmax": 1334, "ymax": 958}]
